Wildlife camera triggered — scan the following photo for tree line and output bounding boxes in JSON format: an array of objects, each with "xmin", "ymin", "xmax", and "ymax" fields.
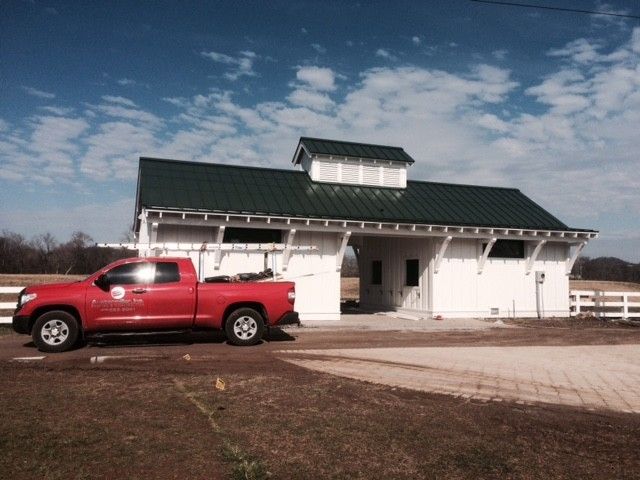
[
  {"xmin": 0, "ymin": 230, "xmax": 132, "ymax": 275},
  {"xmin": 572, "ymin": 256, "xmax": 640, "ymax": 283}
]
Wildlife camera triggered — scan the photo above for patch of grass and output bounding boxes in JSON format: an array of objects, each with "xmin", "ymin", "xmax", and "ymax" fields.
[
  {"xmin": 223, "ymin": 441, "xmax": 270, "ymax": 480},
  {"xmin": 449, "ymin": 446, "xmax": 512, "ymax": 476}
]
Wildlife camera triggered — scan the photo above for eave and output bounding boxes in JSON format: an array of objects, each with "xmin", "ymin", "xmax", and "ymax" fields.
[{"xmin": 139, "ymin": 207, "xmax": 598, "ymax": 242}]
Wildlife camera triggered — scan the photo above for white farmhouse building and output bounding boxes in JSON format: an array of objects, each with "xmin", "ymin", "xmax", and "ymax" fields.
[{"xmin": 132, "ymin": 137, "xmax": 597, "ymax": 321}]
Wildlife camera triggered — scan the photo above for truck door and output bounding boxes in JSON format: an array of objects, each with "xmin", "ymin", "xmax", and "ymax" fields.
[
  {"xmin": 85, "ymin": 262, "xmax": 152, "ymax": 330},
  {"xmin": 143, "ymin": 261, "xmax": 196, "ymax": 328}
]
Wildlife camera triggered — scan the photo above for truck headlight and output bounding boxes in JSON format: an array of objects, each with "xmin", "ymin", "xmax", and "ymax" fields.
[{"xmin": 19, "ymin": 292, "xmax": 37, "ymax": 307}]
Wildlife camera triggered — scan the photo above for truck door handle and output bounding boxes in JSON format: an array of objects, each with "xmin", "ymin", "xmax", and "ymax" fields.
[{"xmin": 132, "ymin": 288, "xmax": 147, "ymax": 294}]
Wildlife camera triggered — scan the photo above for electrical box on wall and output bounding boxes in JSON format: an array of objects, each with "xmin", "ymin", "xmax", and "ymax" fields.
[{"xmin": 535, "ymin": 271, "xmax": 546, "ymax": 284}]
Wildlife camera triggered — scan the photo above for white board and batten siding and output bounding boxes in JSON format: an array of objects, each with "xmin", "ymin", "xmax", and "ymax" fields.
[
  {"xmin": 432, "ymin": 239, "xmax": 570, "ymax": 318},
  {"xmin": 155, "ymin": 225, "xmax": 341, "ymax": 321},
  {"xmin": 359, "ymin": 236, "xmax": 432, "ymax": 314},
  {"xmin": 358, "ymin": 236, "xmax": 571, "ymax": 319}
]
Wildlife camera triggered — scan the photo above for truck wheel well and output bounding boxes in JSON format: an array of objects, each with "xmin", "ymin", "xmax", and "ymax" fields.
[
  {"xmin": 222, "ymin": 302, "xmax": 268, "ymax": 329},
  {"xmin": 29, "ymin": 305, "xmax": 82, "ymax": 335}
]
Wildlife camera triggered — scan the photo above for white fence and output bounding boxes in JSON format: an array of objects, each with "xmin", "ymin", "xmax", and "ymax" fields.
[
  {"xmin": 0, "ymin": 286, "xmax": 21, "ymax": 324},
  {"xmin": 570, "ymin": 290, "xmax": 640, "ymax": 319},
  {"xmin": 3, "ymin": 286, "xmax": 640, "ymax": 325}
]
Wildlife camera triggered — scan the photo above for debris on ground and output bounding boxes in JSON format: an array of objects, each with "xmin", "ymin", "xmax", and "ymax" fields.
[{"xmin": 215, "ymin": 377, "xmax": 226, "ymax": 391}]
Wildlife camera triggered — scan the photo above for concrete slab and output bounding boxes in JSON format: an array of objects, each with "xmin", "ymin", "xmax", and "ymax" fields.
[
  {"xmin": 280, "ymin": 344, "xmax": 640, "ymax": 413},
  {"xmin": 294, "ymin": 313, "xmax": 503, "ymax": 331}
]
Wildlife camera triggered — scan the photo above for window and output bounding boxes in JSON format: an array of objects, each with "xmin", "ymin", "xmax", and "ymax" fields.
[
  {"xmin": 484, "ymin": 240, "xmax": 525, "ymax": 259},
  {"xmin": 106, "ymin": 262, "xmax": 153, "ymax": 285},
  {"xmin": 371, "ymin": 260, "xmax": 382, "ymax": 285},
  {"xmin": 223, "ymin": 228, "xmax": 281, "ymax": 243},
  {"xmin": 405, "ymin": 259, "xmax": 419, "ymax": 286},
  {"xmin": 154, "ymin": 262, "xmax": 180, "ymax": 284}
]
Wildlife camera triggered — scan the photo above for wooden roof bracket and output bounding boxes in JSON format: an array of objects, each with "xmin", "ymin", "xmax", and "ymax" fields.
[
  {"xmin": 282, "ymin": 229, "xmax": 297, "ymax": 271},
  {"xmin": 525, "ymin": 239, "xmax": 546, "ymax": 275},
  {"xmin": 434, "ymin": 235, "xmax": 453, "ymax": 274},
  {"xmin": 478, "ymin": 237, "xmax": 497, "ymax": 274},
  {"xmin": 566, "ymin": 241, "xmax": 587, "ymax": 275},
  {"xmin": 336, "ymin": 231, "xmax": 352, "ymax": 272},
  {"xmin": 213, "ymin": 226, "xmax": 226, "ymax": 270}
]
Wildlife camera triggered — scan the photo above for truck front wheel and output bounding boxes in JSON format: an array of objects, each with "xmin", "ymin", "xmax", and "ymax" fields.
[
  {"xmin": 32, "ymin": 311, "xmax": 79, "ymax": 353},
  {"xmin": 225, "ymin": 308, "xmax": 265, "ymax": 346}
]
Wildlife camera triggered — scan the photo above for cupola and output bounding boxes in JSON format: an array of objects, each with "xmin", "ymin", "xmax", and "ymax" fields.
[{"xmin": 292, "ymin": 137, "xmax": 414, "ymax": 189}]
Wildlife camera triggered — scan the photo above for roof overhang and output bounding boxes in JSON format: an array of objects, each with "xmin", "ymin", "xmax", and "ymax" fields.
[
  {"xmin": 137, "ymin": 207, "xmax": 598, "ymax": 242},
  {"xmin": 291, "ymin": 140, "xmax": 311, "ymax": 165}
]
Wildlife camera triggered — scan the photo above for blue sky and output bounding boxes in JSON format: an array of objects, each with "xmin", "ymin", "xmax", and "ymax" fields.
[{"xmin": 1, "ymin": 1, "xmax": 639, "ymax": 261}]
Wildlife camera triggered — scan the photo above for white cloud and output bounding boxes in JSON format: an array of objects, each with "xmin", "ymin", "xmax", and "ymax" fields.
[
  {"xmin": 22, "ymin": 86, "xmax": 56, "ymax": 99},
  {"xmin": 590, "ymin": 2, "xmax": 633, "ymax": 28},
  {"xmin": 412, "ymin": 36, "xmax": 421, "ymax": 46},
  {"xmin": 80, "ymin": 121, "xmax": 159, "ymax": 180},
  {"xmin": 375, "ymin": 48, "xmax": 398, "ymax": 61},
  {"xmin": 311, "ymin": 43, "xmax": 326, "ymax": 54},
  {"xmin": 40, "ymin": 106, "xmax": 74, "ymax": 116},
  {"xmin": 492, "ymin": 49, "xmax": 508, "ymax": 60},
  {"xmin": 295, "ymin": 66, "xmax": 337, "ymax": 91},
  {"xmin": 200, "ymin": 50, "xmax": 257, "ymax": 81},
  {"xmin": 87, "ymin": 96, "xmax": 162, "ymax": 128},
  {"xmin": 301, "ymin": 27, "xmax": 308, "ymax": 35},
  {"xmin": 102, "ymin": 95, "xmax": 138, "ymax": 107},
  {"xmin": 287, "ymin": 89, "xmax": 334, "ymax": 111},
  {"xmin": 548, "ymin": 38, "xmax": 602, "ymax": 64}
]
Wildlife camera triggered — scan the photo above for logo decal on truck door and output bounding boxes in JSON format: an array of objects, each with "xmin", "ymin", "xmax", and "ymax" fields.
[{"xmin": 110, "ymin": 286, "xmax": 125, "ymax": 300}]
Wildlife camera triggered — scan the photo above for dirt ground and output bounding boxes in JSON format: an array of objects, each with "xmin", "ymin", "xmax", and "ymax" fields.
[{"xmin": 1, "ymin": 324, "xmax": 640, "ymax": 479}]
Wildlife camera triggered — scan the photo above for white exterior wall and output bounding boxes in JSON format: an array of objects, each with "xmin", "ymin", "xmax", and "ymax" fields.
[
  {"xmin": 432, "ymin": 239, "xmax": 570, "ymax": 318},
  {"xmin": 154, "ymin": 224, "xmax": 341, "ymax": 321},
  {"xmin": 359, "ymin": 236, "xmax": 433, "ymax": 314}
]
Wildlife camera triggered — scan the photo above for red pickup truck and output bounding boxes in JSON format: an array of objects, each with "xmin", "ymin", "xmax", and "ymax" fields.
[{"xmin": 12, "ymin": 257, "xmax": 298, "ymax": 352}]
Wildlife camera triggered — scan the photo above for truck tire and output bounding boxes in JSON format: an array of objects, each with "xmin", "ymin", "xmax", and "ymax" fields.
[
  {"xmin": 225, "ymin": 308, "xmax": 265, "ymax": 346},
  {"xmin": 32, "ymin": 311, "xmax": 80, "ymax": 353}
]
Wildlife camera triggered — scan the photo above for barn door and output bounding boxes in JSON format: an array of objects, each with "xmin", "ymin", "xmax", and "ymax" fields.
[{"xmin": 402, "ymin": 258, "xmax": 422, "ymax": 310}]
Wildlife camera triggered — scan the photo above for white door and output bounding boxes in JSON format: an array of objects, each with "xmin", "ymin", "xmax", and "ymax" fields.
[{"xmin": 402, "ymin": 257, "xmax": 422, "ymax": 310}]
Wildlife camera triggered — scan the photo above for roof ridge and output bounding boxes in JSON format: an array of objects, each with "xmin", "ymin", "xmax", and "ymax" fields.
[
  {"xmin": 139, "ymin": 157, "xmax": 309, "ymax": 175},
  {"xmin": 299, "ymin": 136, "xmax": 406, "ymax": 151},
  {"xmin": 142, "ymin": 157, "xmax": 521, "ymax": 191},
  {"xmin": 407, "ymin": 178, "xmax": 520, "ymax": 192}
]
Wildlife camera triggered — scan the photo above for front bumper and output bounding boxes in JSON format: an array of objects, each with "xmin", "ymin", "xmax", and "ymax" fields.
[
  {"xmin": 276, "ymin": 311, "xmax": 300, "ymax": 326},
  {"xmin": 12, "ymin": 315, "xmax": 31, "ymax": 334}
]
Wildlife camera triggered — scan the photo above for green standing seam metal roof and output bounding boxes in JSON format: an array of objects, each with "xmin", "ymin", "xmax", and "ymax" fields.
[
  {"xmin": 294, "ymin": 137, "xmax": 416, "ymax": 164},
  {"xmin": 135, "ymin": 157, "xmax": 591, "ymax": 232}
]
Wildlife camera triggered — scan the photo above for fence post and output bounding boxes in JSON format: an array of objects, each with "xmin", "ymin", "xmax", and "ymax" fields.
[
  {"xmin": 575, "ymin": 292, "xmax": 581, "ymax": 316},
  {"xmin": 623, "ymin": 293, "xmax": 628, "ymax": 319}
]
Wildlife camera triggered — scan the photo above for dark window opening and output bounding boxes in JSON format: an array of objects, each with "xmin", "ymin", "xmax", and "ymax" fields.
[
  {"xmin": 223, "ymin": 228, "xmax": 282, "ymax": 243},
  {"xmin": 406, "ymin": 259, "xmax": 419, "ymax": 286},
  {"xmin": 105, "ymin": 262, "xmax": 151, "ymax": 285},
  {"xmin": 371, "ymin": 260, "xmax": 382, "ymax": 285},
  {"xmin": 484, "ymin": 240, "xmax": 525, "ymax": 259},
  {"xmin": 154, "ymin": 262, "xmax": 180, "ymax": 284}
]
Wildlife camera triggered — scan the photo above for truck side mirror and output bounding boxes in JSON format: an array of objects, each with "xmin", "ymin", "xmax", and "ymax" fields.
[{"xmin": 95, "ymin": 274, "xmax": 110, "ymax": 291}]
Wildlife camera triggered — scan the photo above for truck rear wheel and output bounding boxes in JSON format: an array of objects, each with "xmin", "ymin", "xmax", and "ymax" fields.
[
  {"xmin": 32, "ymin": 311, "xmax": 79, "ymax": 353},
  {"xmin": 225, "ymin": 308, "xmax": 264, "ymax": 346}
]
